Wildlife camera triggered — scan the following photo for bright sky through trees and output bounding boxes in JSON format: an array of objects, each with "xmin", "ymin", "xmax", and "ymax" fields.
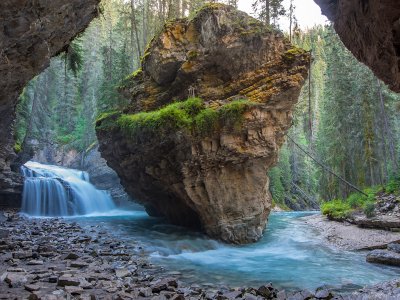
[{"xmin": 238, "ymin": 0, "xmax": 328, "ymax": 30}]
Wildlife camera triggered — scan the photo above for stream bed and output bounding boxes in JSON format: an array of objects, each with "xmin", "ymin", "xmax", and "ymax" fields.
[{"xmin": 72, "ymin": 210, "xmax": 400, "ymax": 292}]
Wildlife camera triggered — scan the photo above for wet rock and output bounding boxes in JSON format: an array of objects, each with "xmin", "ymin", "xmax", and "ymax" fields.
[
  {"xmin": 57, "ymin": 275, "xmax": 81, "ymax": 287},
  {"xmin": 170, "ymin": 294, "xmax": 185, "ymax": 300},
  {"xmin": 63, "ymin": 253, "xmax": 80, "ymax": 260},
  {"xmin": 151, "ymin": 278, "xmax": 178, "ymax": 293},
  {"xmin": 314, "ymin": 288, "xmax": 333, "ymax": 299},
  {"xmin": 242, "ymin": 293, "xmax": 258, "ymax": 300},
  {"xmin": 70, "ymin": 261, "xmax": 89, "ymax": 268},
  {"xmin": 387, "ymin": 243, "xmax": 400, "ymax": 253},
  {"xmin": 0, "ymin": 229, "xmax": 9, "ymax": 239},
  {"xmin": 37, "ymin": 244, "xmax": 57, "ymax": 253},
  {"xmin": 115, "ymin": 268, "xmax": 131, "ymax": 278},
  {"xmin": 3, "ymin": 272, "xmax": 28, "ymax": 287},
  {"xmin": 139, "ymin": 287, "xmax": 153, "ymax": 297},
  {"xmin": 257, "ymin": 284, "xmax": 277, "ymax": 298},
  {"xmin": 27, "ymin": 260, "xmax": 44, "ymax": 265},
  {"xmin": 223, "ymin": 290, "xmax": 242, "ymax": 299},
  {"xmin": 65, "ymin": 286, "xmax": 84, "ymax": 295},
  {"xmin": 12, "ymin": 250, "xmax": 32, "ymax": 259},
  {"xmin": 25, "ymin": 284, "xmax": 41, "ymax": 292},
  {"xmin": 366, "ymin": 249, "xmax": 400, "ymax": 266}
]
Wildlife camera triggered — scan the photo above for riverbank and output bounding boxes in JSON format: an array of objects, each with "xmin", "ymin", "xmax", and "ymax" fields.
[
  {"xmin": 1, "ymin": 210, "xmax": 400, "ymax": 299},
  {"xmin": 303, "ymin": 214, "xmax": 400, "ymax": 251}
]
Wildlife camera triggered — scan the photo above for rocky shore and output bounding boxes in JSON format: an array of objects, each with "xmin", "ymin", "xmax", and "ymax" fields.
[
  {"xmin": 1, "ymin": 210, "xmax": 400, "ymax": 300},
  {"xmin": 303, "ymin": 214, "xmax": 400, "ymax": 251}
]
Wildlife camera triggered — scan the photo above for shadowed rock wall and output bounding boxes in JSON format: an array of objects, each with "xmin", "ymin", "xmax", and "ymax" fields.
[
  {"xmin": 315, "ymin": 0, "xmax": 400, "ymax": 92},
  {"xmin": 0, "ymin": 0, "xmax": 100, "ymax": 204}
]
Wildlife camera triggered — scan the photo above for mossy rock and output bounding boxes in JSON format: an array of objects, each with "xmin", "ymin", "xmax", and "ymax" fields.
[{"xmin": 101, "ymin": 98, "xmax": 258, "ymax": 141}]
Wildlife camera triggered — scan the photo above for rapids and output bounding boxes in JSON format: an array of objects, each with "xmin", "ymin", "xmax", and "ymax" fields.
[
  {"xmin": 20, "ymin": 161, "xmax": 116, "ymax": 216},
  {"xmin": 74, "ymin": 211, "xmax": 400, "ymax": 291}
]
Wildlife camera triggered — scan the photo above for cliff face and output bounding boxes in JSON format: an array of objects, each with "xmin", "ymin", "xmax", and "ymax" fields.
[
  {"xmin": 0, "ymin": 0, "xmax": 99, "ymax": 205},
  {"xmin": 314, "ymin": 0, "xmax": 400, "ymax": 92},
  {"xmin": 97, "ymin": 4, "xmax": 309, "ymax": 244}
]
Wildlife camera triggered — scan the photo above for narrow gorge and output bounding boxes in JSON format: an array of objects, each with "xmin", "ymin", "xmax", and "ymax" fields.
[{"xmin": 1, "ymin": 0, "xmax": 400, "ymax": 299}]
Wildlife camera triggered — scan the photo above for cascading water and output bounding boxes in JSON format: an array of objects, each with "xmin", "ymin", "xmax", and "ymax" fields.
[{"xmin": 21, "ymin": 161, "xmax": 116, "ymax": 216}]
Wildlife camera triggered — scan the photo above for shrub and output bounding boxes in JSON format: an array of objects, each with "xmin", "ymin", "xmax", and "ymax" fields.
[
  {"xmin": 385, "ymin": 175, "xmax": 400, "ymax": 194},
  {"xmin": 363, "ymin": 202, "xmax": 376, "ymax": 218},
  {"xmin": 14, "ymin": 143, "xmax": 21, "ymax": 153},
  {"xmin": 321, "ymin": 199, "xmax": 352, "ymax": 220},
  {"xmin": 347, "ymin": 193, "xmax": 366, "ymax": 208}
]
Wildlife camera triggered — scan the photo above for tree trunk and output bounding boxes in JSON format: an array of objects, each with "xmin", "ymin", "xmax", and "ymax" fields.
[
  {"xmin": 377, "ymin": 79, "xmax": 398, "ymax": 172},
  {"xmin": 131, "ymin": 0, "xmax": 142, "ymax": 68},
  {"xmin": 265, "ymin": 0, "xmax": 270, "ymax": 26}
]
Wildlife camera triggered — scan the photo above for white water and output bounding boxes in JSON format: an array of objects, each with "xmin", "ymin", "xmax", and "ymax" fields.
[{"xmin": 21, "ymin": 161, "xmax": 116, "ymax": 216}]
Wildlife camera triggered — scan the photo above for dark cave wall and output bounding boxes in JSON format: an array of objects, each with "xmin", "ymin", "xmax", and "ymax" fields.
[
  {"xmin": 315, "ymin": 0, "xmax": 400, "ymax": 92},
  {"xmin": 0, "ymin": 0, "xmax": 100, "ymax": 204}
]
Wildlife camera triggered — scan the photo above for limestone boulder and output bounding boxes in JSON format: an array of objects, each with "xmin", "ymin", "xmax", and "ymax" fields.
[{"xmin": 97, "ymin": 4, "xmax": 309, "ymax": 244}]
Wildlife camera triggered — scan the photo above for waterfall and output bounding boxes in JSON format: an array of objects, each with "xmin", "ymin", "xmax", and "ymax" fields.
[{"xmin": 21, "ymin": 161, "xmax": 116, "ymax": 216}]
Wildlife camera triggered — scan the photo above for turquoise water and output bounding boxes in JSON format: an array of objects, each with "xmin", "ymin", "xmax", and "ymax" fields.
[{"xmin": 74, "ymin": 211, "xmax": 400, "ymax": 291}]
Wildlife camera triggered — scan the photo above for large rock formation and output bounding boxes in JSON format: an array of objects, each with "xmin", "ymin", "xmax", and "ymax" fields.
[
  {"xmin": 314, "ymin": 0, "xmax": 400, "ymax": 92},
  {"xmin": 0, "ymin": 0, "xmax": 100, "ymax": 205},
  {"xmin": 96, "ymin": 4, "xmax": 309, "ymax": 244}
]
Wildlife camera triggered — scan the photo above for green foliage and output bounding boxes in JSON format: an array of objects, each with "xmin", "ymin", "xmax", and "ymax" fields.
[
  {"xmin": 63, "ymin": 41, "xmax": 83, "ymax": 77},
  {"xmin": 57, "ymin": 134, "xmax": 75, "ymax": 145},
  {"xmin": 363, "ymin": 202, "xmax": 376, "ymax": 218},
  {"xmin": 321, "ymin": 200, "xmax": 352, "ymax": 220},
  {"xmin": 194, "ymin": 108, "xmax": 220, "ymax": 136},
  {"xmin": 14, "ymin": 143, "xmax": 22, "ymax": 154},
  {"xmin": 385, "ymin": 175, "xmax": 400, "ymax": 194},
  {"xmin": 219, "ymin": 100, "xmax": 255, "ymax": 131},
  {"xmin": 117, "ymin": 98, "xmax": 203, "ymax": 139},
  {"xmin": 96, "ymin": 110, "xmax": 121, "ymax": 128},
  {"xmin": 114, "ymin": 98, "xmax": 255, "ymax": 140},
  {"xmin": 269, "ymin": 167, "xmax": 286, "ymax": 204},
  {"xmin": 283, "ymin": 47, "xmax": 306, "ymax": 62},
  {"xmin": 321, "ymin": 185, "xmax": 382, "ymax": 219}
]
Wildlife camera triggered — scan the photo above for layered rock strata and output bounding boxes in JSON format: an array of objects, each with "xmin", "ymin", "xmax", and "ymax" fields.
[
  {"xmin": 315, "ymin": 0, "xmax": 400, "ymax": 92},
  {"xmin": 97, "ymin": 4, "xmax": 309, "ymax": 244},
  {"xmin": 0, "ymin": 0, "xmax": 100, "ymax": 205}
]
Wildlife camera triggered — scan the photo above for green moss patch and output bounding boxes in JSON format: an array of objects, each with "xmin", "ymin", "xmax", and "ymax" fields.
[
  {"xmin": 14, "ymin": 142, "xmax": 21, "ymax": 154},
  {"xmin": 117, "ymin": 98, "xmax": 202, "ymax": 138},
  {"xmin": 101, "ymin": 98, "xmax": 257, "ymax": 140},
  {"xmin": 96, "ymin": 110, "xmax": 121, "ymax": 130},
  {"xmin": 283, "ymin": 47, "xmax": 308, "ymax": 62}
]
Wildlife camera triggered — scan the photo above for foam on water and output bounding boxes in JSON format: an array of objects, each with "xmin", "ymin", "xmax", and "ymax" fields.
[{"xmin": 21, "ymin": 161, "xmax": 116, "ymax": 216}]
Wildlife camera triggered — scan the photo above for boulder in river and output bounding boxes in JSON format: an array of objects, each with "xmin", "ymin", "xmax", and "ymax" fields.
[
  {"xmin": 96, "ymin": 3, "xmax": 309, "ymax": 244},
  {"xmin": 366, "ymin": 249, "xmax": 400, "ymax": 266}
]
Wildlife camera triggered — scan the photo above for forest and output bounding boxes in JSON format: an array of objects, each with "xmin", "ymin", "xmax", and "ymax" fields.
[{"xmin": 13, "ymin": 0, "xmax": 400, "ymax": 210}]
